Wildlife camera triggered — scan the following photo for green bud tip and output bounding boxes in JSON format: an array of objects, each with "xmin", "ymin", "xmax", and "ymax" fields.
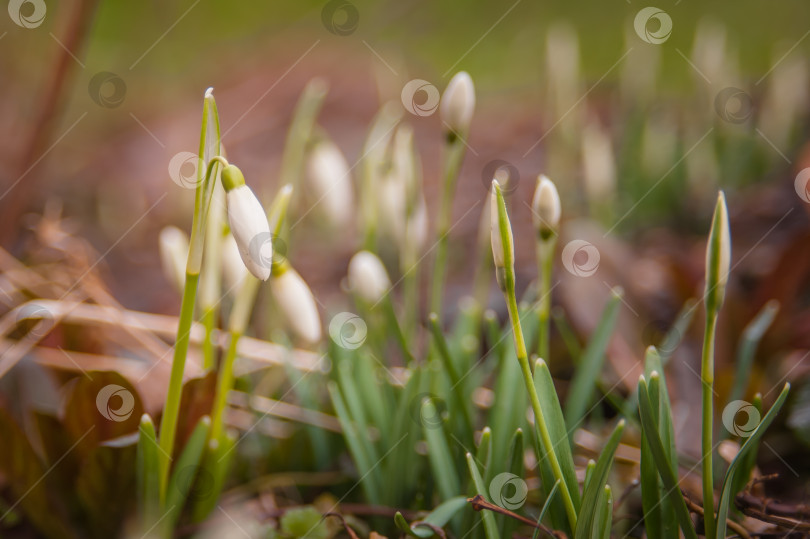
[{"xmin": 221, "ymin": 164, "xmax": 246, "ymax": 192}]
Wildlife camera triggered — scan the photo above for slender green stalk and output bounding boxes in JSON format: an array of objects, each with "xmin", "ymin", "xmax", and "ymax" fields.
[
  {"xmin": 211, "ymin": 276, "xmax": 260, "ymax": 441},
  {"xmin": 199, "ymin": 185, "xmax": 225, "ymax": 370},
  {"xmin": 430, "ymin": 140, "xmax": 466, "ymax": 315},
  {"xmin": 503, "ymin": 285, "xmax": 578, "ymax": 530},
  {"xmin": 536, "ymin": 242, "xmax": 554, "ymax": 360},
  {"xmin": 700, "ymin": 310, "xmax": 717, "ymax": 539},
  {"xmin": 158, "ymin": 270, "xmax": 199, "ymax": 499}
]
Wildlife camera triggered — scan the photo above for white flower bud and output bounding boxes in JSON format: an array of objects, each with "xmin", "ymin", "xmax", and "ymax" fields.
[
  {"xmin": 490, "ymin": 180, "xmax": 514, "ymax": 271},
  {"xmin": 221, "ymin": 234, "xmax": 248, "ymax": 293},
  {"xmin": 532, "ymin": 175, "xmax": 561, "ymax": 241},
  {"xmin": 440, "ymin": 72, "xmax": 475, "ymax": 134},
  {"xmin": 705, "ymin": 191, "xmax": 731, "ymax": 312},
  {"xmin": 348, "ymin": 251, "xmax": 391, "ymax": 304},
  {"xmin": 305, "ymin": 137, "xmax": 353, "ymax": 228},
  {"xmin": 226, "ymin": 182, "xmax": 272, "ymax": 281},
  {"xmin": 270, "ymin": 267, "xmax": 322, "ymax": 344},
  {"xmin": 159, "ymin": 226, "xmax": 188, "ymax": 292}
]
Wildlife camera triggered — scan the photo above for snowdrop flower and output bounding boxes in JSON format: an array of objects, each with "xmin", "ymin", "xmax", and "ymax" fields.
[
  {"xmin": 440, "ymin": 72, "xmax": 475, "ymax": 135},
  {"xmin": 270, "ymin": 265, "xmax": 322, "ymax": 344},
  {"xmin": 348, "ymin": 251, "xmax": 391, "ymax": 304},
  {"xmin": 705, "ymin": 191, "xmax": 731, "ymax": 312},
  {"xmin": 159, "ymin": 226, "xmax": 188, "ymax": 292},
  {"xmin": 305, "ymin": 136, "xmax": 353, "ymax": 228},
  {"xmin": 222, "ymin": 164, "xmax": 272, "ymax": 281},
  {"xmin": 532, "ymin": 175, "xmax": 561, "ymax": 241}
]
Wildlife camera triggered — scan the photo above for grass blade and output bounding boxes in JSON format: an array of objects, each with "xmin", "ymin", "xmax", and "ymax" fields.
[
  {"xmin": 565, "ymin": 289, "xmax": 622, "ymax": 432},
  {"xmin": 591, "ymin": 485, "xmax": 613, "ymax": 539},
  {"xmin": 466, "ymin": 453, "xmax": 501, "ymax": 539},
  {"xmin": 716, "ymin": 383, "xmax": 790, "ymax": 539},
  {"xmin": 422, "ymin": 398, "xmax": 461, "ymax": 500},
  {"xmin": 574, "ymin": 420, "xmax": 624, "ymax": 539},
  {"xmin": 637, "ymin": 377, "xmax": 698, "ymax": 539},
  {"xmin": 136, "ymin": 414, "xmax": 160, "ymax": 534},
  {"xmin": 164, "ymin": 415, "xmax": 211, "ymax": 534},
  {"xmin": 728, "ymin": 300, "xmax": 779, "ymax": 406}
]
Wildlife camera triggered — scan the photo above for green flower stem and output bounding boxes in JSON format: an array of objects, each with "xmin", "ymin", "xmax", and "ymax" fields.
[
  {"xmin": 701, "ymin": 310, "xmax": 718, "ymax": 539},
  {"xmin": 383, "ymin": 297, "xmax": 415, "ymax": 364},
  {"xmin": 158, "ymin": 270, "xmax": 199, "ymax": 499},
  {"xmin": 503, "ymin": 274, "xmax": 578, "ymax": 530},
  {"xmin": 158, "ymin": 156, "xmax": 226, "ymax": 501},
  {"xmin": 430, "ymin": 139, "xmax": 467, "ymax": 315},
  {"xmin": 536, "ymin": 240, "xmax": 555, "ymax": 361},
  {"xmin": 200, "ymin": 189, "xmax": 225, "ymax": 370},
  {"xmin": 211, "ymin": 276, "xmax": 260, "ymax": 442}
]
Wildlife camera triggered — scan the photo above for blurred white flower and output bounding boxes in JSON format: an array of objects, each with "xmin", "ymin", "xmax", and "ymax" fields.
[
  {"xmin": 440, "ymin": 72, "xmax": 475, "ymax": 134},
  {"xmin": 581, "ymin": 121, "xmax": 616, "ymax": 203},
  {"xmin": 348, "ymin": 251, "xmax": 391, "ymax": 304},
  {"xmin": 270, "ymin": 267, "xmax": 322, "ymax": 344},
  {"xmin": 532, "ymin": 175, "xmax": 561, "ymax": 240},
  {"xmin": 305, "ymin": 136, "xmax": 354, "ymax": 228},
  {"xmin": 222, "ymin": 234, "xmax": 248, "ymax": 293},
  {"xmin": 159, "ymin": 226, "xmax": 188, "ymax": 292}
]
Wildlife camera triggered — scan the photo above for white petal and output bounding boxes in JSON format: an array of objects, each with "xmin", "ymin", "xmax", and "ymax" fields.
[
  {"xmin": 159, "ymin": 226, "xmax": 188, "ymax": 291},
  {"xmin": 440, "ymin": 72, "xmax": 475, "ymax": 134},
  {"xmin": 306, "ymin": 138, "xmax": 353, "ymax": 227},
  {"xmin": 271, "ymin": 268, "xmax": 322, "ymax": 344},
  {"xmin": 226, "ymin": 185, "xmax": 271, "ymax": 281},
  {"xmin": 532, "ymin": 175, "xmax": 561, "ymax": 236}
]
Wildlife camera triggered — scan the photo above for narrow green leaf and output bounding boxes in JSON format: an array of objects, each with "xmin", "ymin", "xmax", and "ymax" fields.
[
  {"xmin": 466, "ymin": 453, "xmax": 501, "ymax": 539},
  {"xmin": 423, "ymin": 398, "xmax": 461, "ymax": 500},
  {"xmin": 716, "ymin": 384, "xmax": 790, "ymax": 539},
  {"xmin": 582, "ymin": 460, "xmax": 596, "ymax": 496},
  {"xmin": 591, "ymin": 485, "xmax": 613, "ymax": 539},
  {"xmin": 327, "ymin": 382, "xmax": 381, "ymax": 502},
  {"xmin": 728, "ymin": 301, "xmax": 779, "ymax": 406},
  {"xmin": 565, "ymin": 289, "xmax": 622, "ymax": 432},
  {"xmin": 419, "ymin": 496, "xmax": 469, "ymax": 536},
  {"xmin": 575, "ymin": 420, "xmax": 624, "ymax": 539},
  {"xmin": 534, "ymin": 359, "xmax": 581, "ymax": 508},
  {"xmin": 637, "ymin": 377, "xmax": 698, "ymax": 539},
  {"xmin": 477, "ymin": 427, "xmax": 492, "ymax": 473},
  {"xmin": 164, "ymin": 415, "xmax": 211, "ymax": 534},
  {"xmin": 136, "ymin": 414, "xmax": 161, "ymax": 533}
]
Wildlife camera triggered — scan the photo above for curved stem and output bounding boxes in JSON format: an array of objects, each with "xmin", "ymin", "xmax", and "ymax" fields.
[{"xmin": 537, "ymin": 240, "xmax": 555, "ymax": 361}]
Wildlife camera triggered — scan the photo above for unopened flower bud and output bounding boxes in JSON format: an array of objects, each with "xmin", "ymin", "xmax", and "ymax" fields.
[
  {"xmin": 489, "ymin": 180, "xmax": 515, "ymax": 269},
  {"xmin": 532, "ymin": 175, "xmax": 561, "ymax": 241},
  {"xmin": 224, "ymin": 166, "xmax": 271, "ymax": 281},
  {"xmin": 705, "ymin": 191, "xmax": 731, "ymax": 312},
  {"xmin": 270, "ymin": 266, "xmax": 322, "ymax": 344},
  {"xmin": 440, "ymin": 72, "xmax": 475, "ymax": 135},
  {"xmin": 348, "ymin": 251, "xmax": 391, "ymax": 304}
]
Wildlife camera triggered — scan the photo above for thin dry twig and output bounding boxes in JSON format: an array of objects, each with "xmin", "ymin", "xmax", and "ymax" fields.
[{"xmin": 467, "ymin": 494, "xmax": 567, "ymax": 539}]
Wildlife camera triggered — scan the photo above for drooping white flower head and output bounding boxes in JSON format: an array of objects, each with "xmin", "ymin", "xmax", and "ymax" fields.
[
  {"xmin": 159, "ymin": 226, "xmax": 188, "ymax": 292},
  {"xmin": 270, "ymin": 267, "xmax": 322, "ymax": 345},
  {"xmin": 532, "ymin": 174, "xmax": 561, "ymax": 240},
  {"xmin": 582, "ymin": 121, "xmax": 616, "ymax": 202},
  {"xmin": 348, "ymin": 251, "xmax": 391, "ymax": 304},
  {"xmin": 222, "ymin": 164, "xmax": 272, "ymax": 281},
  {"xmin": 305, "ymin": 137, "xmax": 353, "ymax": 228},
  {"xmin": 490, "ymin": 180, "xmax": 514, "ymax": 271},
  {"xmin": 705, "ymin": 191, "xmax": 731, "ymax": 312},
  {"xmin": 440, "ymin": 72, "xmax": 475, "ymax": 135}
]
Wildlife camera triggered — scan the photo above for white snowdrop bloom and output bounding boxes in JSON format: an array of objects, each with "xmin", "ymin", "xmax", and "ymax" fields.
[
  {"xmin": 221, "ymin": 234, "xmax": 248, "ymax": 293},
  {"xmin": 532, "ymin": 175, "xmax": 561, "ymax": 240},
  {"xmin": 440, "ymin": 72, "xmax": 475, "ymax": 134},
  {"xmin": 348, "ymin": 251, "xmax": 391, "ymax": 304},
  {"xmin": 222, "ymin": 165, "xmax": 272, "ymax": 281},
  {"xmin": 305, "ymin": 137, "xmax": 353, "ymax": 228},
  {"xmin": 270, "ymin": 267, "xmax": 322, "ymax": 345}
]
